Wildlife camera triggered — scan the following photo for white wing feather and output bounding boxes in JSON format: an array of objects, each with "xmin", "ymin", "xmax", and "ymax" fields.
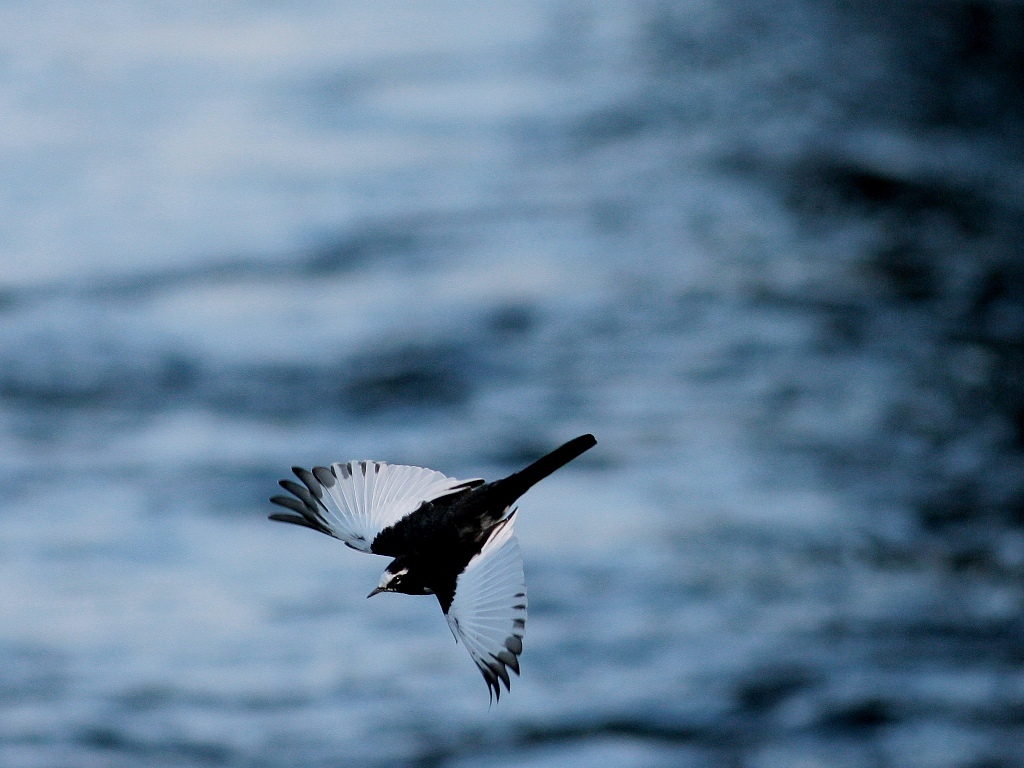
[
  {"xmin": 445, "ymin": 511, "xmax": 527, "ymax": 701},
  {"xmin": 273, "ymin": 461, "xmax": 480, "ymax": 553}
]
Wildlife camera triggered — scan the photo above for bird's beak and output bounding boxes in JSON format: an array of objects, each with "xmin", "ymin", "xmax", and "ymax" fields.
[{"xmin": 367, "ymin": 586, "xmax": 385, "ymax": 598}]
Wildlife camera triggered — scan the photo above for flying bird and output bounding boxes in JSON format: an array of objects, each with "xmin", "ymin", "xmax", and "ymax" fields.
[{"xmin": 269, "ymin": 433, "xmax": 597, "ymax": 700}]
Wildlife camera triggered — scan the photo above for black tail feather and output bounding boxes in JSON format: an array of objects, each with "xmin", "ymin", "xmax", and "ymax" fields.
[{"xmin": 495, "ymin": 434, "xmax": 596, "ymax": 502}]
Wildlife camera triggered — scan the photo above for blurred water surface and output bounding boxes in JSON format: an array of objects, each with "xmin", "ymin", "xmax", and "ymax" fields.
[{"xmin": 1, "ymin": 2, "xmax": 1023, "ymax": 766}]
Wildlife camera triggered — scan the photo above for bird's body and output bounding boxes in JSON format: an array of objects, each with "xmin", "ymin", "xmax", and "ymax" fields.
[{"xmin": 270, "ymin": 433, "xmax": 596, "ymax": 699}]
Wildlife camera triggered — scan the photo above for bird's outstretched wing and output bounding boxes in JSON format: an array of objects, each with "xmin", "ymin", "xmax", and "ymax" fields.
[
  {"xmin": 445, "ymin": 511, "xmax": 527, "ymax": 702},
  {"xmin": 270, "ymin": 461, "xmax": 483, "ymax": 553}
]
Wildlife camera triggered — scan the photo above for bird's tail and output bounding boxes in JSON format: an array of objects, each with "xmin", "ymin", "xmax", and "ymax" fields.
[{"xmin": 493, "ymin": 434, "xmax": 596, "ymax": 502}]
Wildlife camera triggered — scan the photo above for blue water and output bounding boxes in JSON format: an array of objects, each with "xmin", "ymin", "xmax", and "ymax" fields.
[{"xmin": 1, "ymin": 2, "xmax": 1022, "ymax": 766}]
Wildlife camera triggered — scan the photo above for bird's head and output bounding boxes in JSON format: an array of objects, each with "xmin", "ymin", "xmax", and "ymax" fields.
[{"xmin": 368, "ymin": 559, "xmax": 431, "ymax": 597}]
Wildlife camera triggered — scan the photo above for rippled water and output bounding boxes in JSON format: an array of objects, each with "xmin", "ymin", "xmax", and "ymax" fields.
[{"xmin": 1, "ymin": 2, "xmax": 1022, "ymax": 766}]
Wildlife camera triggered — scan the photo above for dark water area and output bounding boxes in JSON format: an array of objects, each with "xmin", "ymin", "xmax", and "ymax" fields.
[{"xmin": 0, "ymin": 1, "xmax": 1022, "ymax": 766}]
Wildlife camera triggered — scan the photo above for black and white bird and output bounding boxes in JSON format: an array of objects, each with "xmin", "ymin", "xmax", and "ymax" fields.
[{"xmin": 269, "ymin": 433, "xmax": 596, "ymax": 700}]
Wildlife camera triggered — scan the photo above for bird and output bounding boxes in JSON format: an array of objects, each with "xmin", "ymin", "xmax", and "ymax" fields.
[{"xmin": 268, "ymin": 433, "xmax": 597, "ymax": 701}]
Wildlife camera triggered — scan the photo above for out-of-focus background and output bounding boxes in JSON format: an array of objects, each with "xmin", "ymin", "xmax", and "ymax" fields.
[{"xmin": 0, "ymin": 2, "xmax": 1022, "ymax": 766}]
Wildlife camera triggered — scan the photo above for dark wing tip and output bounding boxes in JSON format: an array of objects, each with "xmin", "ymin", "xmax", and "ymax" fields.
[
  {"xmin": 270, "ymin": 494, "xmax": 307, "ymax": 514},
  {"xmin": 292, "ymin": 467, "xmax": 323, "ymax": 499},
  {"xmin": 279, "ymin": 479, "xmax": 318, "ymax": 509},
  {"xmin": 270, "ymin": 492, "xmax": 328, "ymax": 534},
  {"xmin": 476, "ymin": 661, "xmax": 500, "ymax": 702},
  {"xmin": 497, "ymin": 649, "xmax": 520, "ymax": 676},
  {"xmin": 312, "ymin": 466, "xmax": 336, "ymax": 487},
  {"xmin": 268, "ymin": 512, "xmax": 319, "ymax": 530},
  {"xmin": 488, "ymin": 659, "xmax": 511, "ymax": 690},
  {"xmin": 476, "ymin": 651, "xmax": 519, "ymax": 702}
]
